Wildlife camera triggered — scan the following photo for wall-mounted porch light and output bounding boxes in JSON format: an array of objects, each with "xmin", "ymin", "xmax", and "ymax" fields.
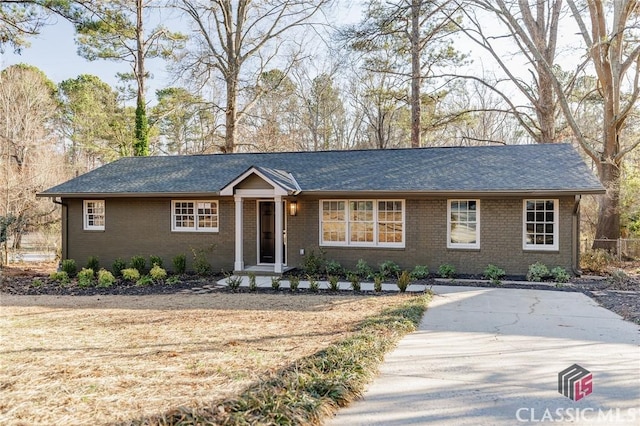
[{"xmin": 289, "ymin": 201, "xmax": 298, "ymax": 216}]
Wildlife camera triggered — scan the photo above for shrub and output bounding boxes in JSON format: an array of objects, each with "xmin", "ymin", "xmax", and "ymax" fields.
[
  {"xmin": 308, "ymin": 275, "xmax": 319, "ymax": 292},
  {"xmin": 130, "ymin": 255, "xmax": 146, "ymax": 274},
  {"xmin": 77, "ymin": 268, "xmax": 95, "ymax": 288},
  {"xmin": 580, "ymin": 248, "xmax": 615, "ymax": 274},
  {"xmin": 149, "ymin": 264, "xmax": 167, "ymax": 281},
  {"xmin": 484, "ymin": 264, "xmax": 506, "ymax": 285},
  {"xmin": 112, "ymin": 258, "xmax": 126, "ymax": 277},
  {"xmin": 173, "ymin": 254, "xmax": 187, "ymax": 274},
  {"xmin": 410, "ymin": 265, "xmax": 430, "ymax": 280},
  {"xmin": 374, "ymin": 275, "xmax": 383, "ymax": 293},
  {"xmin": 527, "ymin": 262, "xmax": 550, "ymax": 282},
  {"xmin": 32, "ymin": 278, "xmax": 43, "ymax": 287},
  {"xmin": 226, "ymin": 274, "xmax": 243, "ymax": 292},
  {"xmin": 328, "ymin": 275, "xmax": 340, "ymax": 291},
  {"xmin": 136, "ymin": 275, "xmax": 154, "ymax": 286},
  {"xmin": 248, "ymin": 272, "xmax": 257, "ymax": 292},
  {"xmin": 49, "ymin": 271, "xmax": 69, "ymax": 284},
  {"xmin": 166, "ymin": 275, "xmax": 181, "ymax": 285},
  {"xmin": 438, "ymin": 263, "xmax": 456, "ymax": 279},
  {"xmin": 191, "ymin": 247, "xmax": 212, "ymax": 275},
  {"xmin": 122, "ymin": 268, "xmax": 141, "ymax": 282},
  {"xmin": 396, "ymin": 270, "xmax": 412, "ymax": 293},
  {"xmin": 86, "ymin": 256, "xmax": 100, "ymax": 274},
  {"xmin": 61, "ymin": 259, "xmax": 77, "ymax": 277},
  {"xmin": 348, "ymin": 273, "xmax": 361, "ymax": 292},
  {"xmin": 271, "ymin": 276, "xmax": 280, "ymax": 290},
  {"xmin": 149, "ymin": 255, "xmax": 163, "ymax": 268},
  {"xmin": 355, "ymin": 259, "xmax": 374, "ymax": 280},
  {"xmin": 289, "ymin": 275, "xmax": 300, "ymax": 291},
  {"xmin": 97, "ymin": 269, "xmax": 116, "ymax": 288},
  {"xmin": 551, "ymin": 266, "xmax": 570, "ymax": 283},
  {"xmin": 379, "ymin": 260, "xmax": 401, "ymax": 279},
  {"xmin": 325, "ymin": 260, "xmax": 344, "ymax": 276},
  {"xmin": 302, "ymin": 249, "xmax": 326, "ymax": 276},
  {"xmin": 608, "ymin": 268, "xmax": 628, "ymax": 286}
]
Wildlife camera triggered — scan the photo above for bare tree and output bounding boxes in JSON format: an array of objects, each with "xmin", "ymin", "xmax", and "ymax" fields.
[
  {"xmin": 0, "ymin": 65, "xmax": 65, "ymax": 263},
  {"xmin": 458, "ymin": 0, "xmax": 566, "ymax": 143},
  {"xmin": 466, "ymin": 0, "xmax": 640, "ymax": 246},
  {"xmin": 174, "ymin": 0, "xmax": 331, "ymax": 153}
]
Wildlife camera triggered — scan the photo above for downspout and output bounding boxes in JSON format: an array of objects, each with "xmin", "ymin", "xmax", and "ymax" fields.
[
  {"xmin": 572, "ymin": 195, "xmax": 582, "ymax": 276},
  {"xmin": 52, "ymin": 198, "xmax": 68, "ymax": 263}
]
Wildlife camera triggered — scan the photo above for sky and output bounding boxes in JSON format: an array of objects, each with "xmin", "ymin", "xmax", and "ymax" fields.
[
  {"xmin": 0, "ymin": 3, "xmax": 586, "ymax": 108},
  {"xmin": 0, "ymin": 3, "xmax": 362, "ymax": 103},
  {"xmin": 0, "ymin": 18, "xmax": 172, "ymax": 98}
]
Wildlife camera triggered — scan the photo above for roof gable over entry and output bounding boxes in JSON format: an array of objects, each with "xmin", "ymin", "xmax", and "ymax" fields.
[
  {"xmin": 219, "ymin": 166, "xmax": 301, "ymax": 196},
  {"xmin": 38, "ymin": 144, "xmax": 605, "ymax": 198}
]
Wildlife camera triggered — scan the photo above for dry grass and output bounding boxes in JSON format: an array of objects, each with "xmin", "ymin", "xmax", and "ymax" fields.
[{"xmin": 0, "ymin": 292, "xmax": 415, "ymax": 425}]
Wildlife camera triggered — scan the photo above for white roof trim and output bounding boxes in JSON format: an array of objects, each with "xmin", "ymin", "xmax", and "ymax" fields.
[{"xmin": 220, "ymin": 167, "xmax": 290, "ymax": 196}]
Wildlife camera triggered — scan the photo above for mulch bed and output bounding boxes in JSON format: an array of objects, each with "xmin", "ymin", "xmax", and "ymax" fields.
[{"xmin": 2, "ymin": 267, "xmax": 639, "ymax": 324}]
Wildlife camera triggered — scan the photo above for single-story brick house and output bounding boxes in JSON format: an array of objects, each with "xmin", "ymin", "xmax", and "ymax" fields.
[{"xmin": 38, "ymin": 144, "xmax": 604, "ymax": 276}]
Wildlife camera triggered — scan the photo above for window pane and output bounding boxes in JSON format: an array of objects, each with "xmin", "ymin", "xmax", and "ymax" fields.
[
  {"xmin": 350, "ymin": 222, "xmax": 374, "ymax": 243},
  {"xmin": 525, "ymin": 199, "xmax": 557, "ymax": 248},
  {"xmin": 196, "ymin": 201, "xmax": 217, "ymax": 229},
  {"xmin": 322, "ymin": 201, "xmax": 346, "ymax": 243},
  {"xmin": 451, "ymin": 223, "xmax": 477, "ymax": 244},
  {"xmin": 449, "ymin": 200, "xmax": 478, "ymax": 246},
  {"xmin": 377, "ymin": 200, "xmax": 403, "ymax": 245}
]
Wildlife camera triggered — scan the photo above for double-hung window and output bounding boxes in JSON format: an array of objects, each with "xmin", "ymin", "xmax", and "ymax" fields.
[
  {"xmin": 172, "ymin": 200, "xmax": 218, "ymax": 232},
  {"xmin": 447, "ymin": 200, "xmax": 480, "ymax": 249},
  {"xmin": 83, "ymin": 200, "xmax": 105, "ymax": 230},
  {"xmin": 320, "ymin": 200, "xmax": 404, "ymax": 247},
  {"xmin": 523, "ymin": 199, "xmax": 558, "ymax": 251}
]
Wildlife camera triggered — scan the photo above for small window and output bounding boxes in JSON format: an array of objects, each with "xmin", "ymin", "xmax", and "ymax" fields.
[
  {"xmin": 447, "ymin": 200, "xmax": 480, "ymax": 249},
  {"xmin": 523, "ymin": 199, "xmax": 558, "ymax": 251},
  {"xmin": 84, "ymin": 200, "xmax": 105, "ymax": 231},
  {"xmin": 172, "ymin": 200, "xmax": 218, "ymax": 232}
]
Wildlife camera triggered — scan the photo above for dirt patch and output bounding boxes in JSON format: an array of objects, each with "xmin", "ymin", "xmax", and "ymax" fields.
[{"xmin": 0, "ymin": 291, "xmax": 416, "ymax": 425}]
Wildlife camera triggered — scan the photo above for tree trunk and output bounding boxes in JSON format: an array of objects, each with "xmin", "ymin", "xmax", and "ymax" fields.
[
  {"xmin": 133, "ymin": 0, "xmax": 149, "ymax": 156},
  {"xmin": 518, "ymin": 0, "xmax": 561, "ymax": 143},
  {"xmin": 410, "ymin": 0, "xmax": 421, "ymax": 148},
  {"xmin": 224, "ymin": 73, "xmax": 237, "ymax": 153},
  {"xmin": 593, "ymin": 161, "xmax": 621, "ymax": 250}
]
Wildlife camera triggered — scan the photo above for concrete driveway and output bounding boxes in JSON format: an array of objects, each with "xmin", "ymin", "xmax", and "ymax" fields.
[{"xmin": 328, "ymin": 286, "xmax": 640, "ymax": 425}]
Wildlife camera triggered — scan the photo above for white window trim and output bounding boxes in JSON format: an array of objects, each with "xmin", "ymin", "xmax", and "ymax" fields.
[
  {"xmin": 83, "ymin": 200, "xmax": 105, "ymax": 231},
  {"xmin": 319, "ymin": 199, "xmax": 405, "ymax": 248},
  {"xmin": 522, "ymin": 199, "xmax": 559, "ymax": 251},
  {"xmin": 447, "ymin": 199, "xmax": 480, "ymax": 249},
  {"xmin": 171, "ymin": 200, "xmax": 219, "ymax": 233}
]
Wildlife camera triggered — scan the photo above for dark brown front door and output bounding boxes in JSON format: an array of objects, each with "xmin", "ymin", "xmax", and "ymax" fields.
[{"xmin": 259, "ymin": 201, "xmax": 275, "ymax": 263}]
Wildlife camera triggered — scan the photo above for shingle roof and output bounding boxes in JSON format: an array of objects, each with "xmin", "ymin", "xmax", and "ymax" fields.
[{"xmin": 38, "ymin": 144, "xmax": 604, "ymax": 197}]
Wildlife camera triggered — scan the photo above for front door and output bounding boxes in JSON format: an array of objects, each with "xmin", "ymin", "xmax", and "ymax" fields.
[{"xmin": 259, "ymin": 201, "xmax": 285, "ymax": 264}]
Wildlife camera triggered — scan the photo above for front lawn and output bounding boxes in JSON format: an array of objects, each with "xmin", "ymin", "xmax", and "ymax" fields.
[{"xmin": 0, "ymin": 292, "xmax": 428, "ymax": 425}]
